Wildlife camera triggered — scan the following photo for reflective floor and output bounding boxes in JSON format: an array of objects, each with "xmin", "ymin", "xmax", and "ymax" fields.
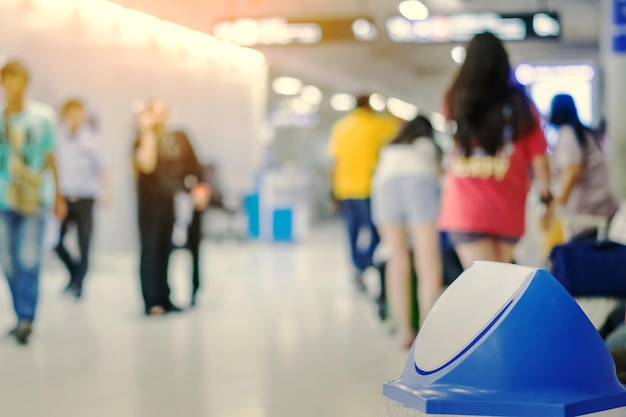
[{"xmin": 0, "ymin": 222, "xmax": 407, "ymax": 417}]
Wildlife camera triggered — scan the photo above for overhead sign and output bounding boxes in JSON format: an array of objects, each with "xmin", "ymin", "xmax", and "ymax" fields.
[
  {"xmin": 614, "ymin": 0, "xmax": 626, "ymax": 53},
  {"xmin": 386, "ymin": 11, "xmax": 561, "ymax": 43},
  {"xmin": 211, "ymin": 17, "xmax": 378, "ymax": 46}
]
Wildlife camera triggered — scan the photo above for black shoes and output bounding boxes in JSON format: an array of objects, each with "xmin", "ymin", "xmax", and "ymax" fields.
[
  {"xmin": 63, "ymin": 283, "xmax": 83, "ymax": 300},
  {"xmin": 145, "ymin": 303, "xmax": 185, "ymax": 316},
  {"xmin": 165, "ymin": 303, "xmax": 184, "ymax": 313},
  {"xmin": 8, "ymin": 321, "xmax": 32, "ymax": 345}
]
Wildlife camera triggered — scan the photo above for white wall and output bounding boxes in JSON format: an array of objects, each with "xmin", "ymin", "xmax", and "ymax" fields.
[{"xmin": 0, "ymin": 1, "xmax": 268, "ymax": 252}]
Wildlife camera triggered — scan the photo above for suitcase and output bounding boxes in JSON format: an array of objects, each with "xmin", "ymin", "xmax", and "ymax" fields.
[{"xmin": 550, "ymin": 238, "xmax": 626, "ymax": 297}]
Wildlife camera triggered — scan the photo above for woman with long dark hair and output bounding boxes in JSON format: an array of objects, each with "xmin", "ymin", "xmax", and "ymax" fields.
[
  {"xmin": 372, "ymin": 115, "xmax": 443, "ymax": 347},
  {"xmin": 439, "ymin": 32, "xmax": 552, "ymax": 268},
  {"xmin": 548, "ymin": 94, "xmax": 618, "ymax": 233}
]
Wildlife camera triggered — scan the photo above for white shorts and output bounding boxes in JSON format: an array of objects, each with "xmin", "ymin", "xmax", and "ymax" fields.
[{"xmin": 372, "ymin": 175, "xmax": 440, "ymax": 226}]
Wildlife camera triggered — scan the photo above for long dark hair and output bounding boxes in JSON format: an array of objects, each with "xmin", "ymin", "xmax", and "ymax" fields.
[
  {"xmin": 444, "ymin": 32, "xmax": 536, "ymax": 157},
  {"xmin": 549, "ymin": 94, "xmax": 592, "ymax": 149},
  {"xmin": 391, "ymin": 115, "xmax": 434, "ymax": 145},
  {"xmin": 390, "ymin": 115, "xmax": 442, "ymax": 159}
]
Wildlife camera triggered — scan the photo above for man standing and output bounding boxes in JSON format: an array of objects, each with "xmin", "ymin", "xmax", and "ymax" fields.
[
  {"xmin": 0, "ymin": 61, "xmax": 66, "ymax": 345},
  {"xmin": 328, "ymin": 95, "xmax": 399, "ymax": 291},
  {"xmin": 55, "ymin": 99, "xmax": 109, "ymax": 299},
  {"xmin": 133, "ymin": 99, "xmax": 209, "ymax": 315}
]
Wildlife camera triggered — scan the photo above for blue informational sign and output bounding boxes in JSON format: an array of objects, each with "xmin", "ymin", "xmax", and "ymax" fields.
[
  {"xmin": 616, "ymin": 0, "xmax": 626, "ymax": 24},
  {"xmin": 615, "ymin": 0, "xmax": 626, "ymax": 53}
]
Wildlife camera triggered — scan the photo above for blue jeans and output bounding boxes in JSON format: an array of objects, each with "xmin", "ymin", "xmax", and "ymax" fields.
[
  {"xmin": 339, "ymin": 199, "xmax": 380, "ymax": 273},
  {"xmin": 0, "ymin": 209, "xmax": 45, "ymax": 322}
]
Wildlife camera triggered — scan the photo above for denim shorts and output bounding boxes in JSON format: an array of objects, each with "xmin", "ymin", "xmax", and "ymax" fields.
[
  {"xmin": 372, "ymin": 175, "xmax": 439, "ymax": 226},
  {"xmin": 447, "ymin": 231, "xmax": 519, "ymax": 245}
]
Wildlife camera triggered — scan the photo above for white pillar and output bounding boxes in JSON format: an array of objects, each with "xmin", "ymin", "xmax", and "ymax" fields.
[{"xmin": 605, "ymin": 0, "xmax": 626, "ymax": 198}]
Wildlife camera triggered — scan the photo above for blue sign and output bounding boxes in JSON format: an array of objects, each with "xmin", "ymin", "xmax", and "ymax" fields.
[
  {"xmin": 615, "ymin": 0, "xmax": 626, "ymax": 24},
  {"xmin": 614, "ymin": 0, "xmax": 626, "ymax": 52}
]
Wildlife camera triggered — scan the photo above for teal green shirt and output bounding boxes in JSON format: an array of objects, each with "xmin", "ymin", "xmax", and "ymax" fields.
[{"xmin": 0, "ymin": 101, "xmax": 57, "ymax": 210}]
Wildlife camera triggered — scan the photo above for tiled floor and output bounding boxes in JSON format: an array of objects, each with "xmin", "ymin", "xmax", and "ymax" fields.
[{"xmin": 0, "ymin": 222, "xmax": 407, "ymax": 417}]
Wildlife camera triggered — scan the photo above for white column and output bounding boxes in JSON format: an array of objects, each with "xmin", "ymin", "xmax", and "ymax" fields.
[{"xmin": 605, "ymin": 0, "xmax": 626, "ymax": 198}]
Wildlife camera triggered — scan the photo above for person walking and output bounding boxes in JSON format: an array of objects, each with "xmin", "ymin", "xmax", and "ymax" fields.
[
  {"xmin": 328, "ymin": 95, "xmax": 400, "ymax": 290},
  {"xmin": 372, "ymin": 115, "xmax": 444, "ymax": 347},
  {"xmin": 0, "ymin": 60, "xmax": 67, "ymax": 345},
  {"xmin": 545, "ymin": 94, "xmax": 618, "ymax": 238},
  {"xmin": 55, "ymin": 99, "xmax": 109, "ymax": 299},
  {"xmin": 438, "ymin": 32, "xmax": 552, "ymax": 268}
]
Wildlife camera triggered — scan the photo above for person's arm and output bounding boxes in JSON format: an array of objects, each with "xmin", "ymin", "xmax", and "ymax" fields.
[
  {"xmin": 134, "ymin": 132, "xmax": 158, "ymax": 174},
  {"xmin": 45, "ymin": 152, "xmax": 67, "ymax": 221},
  {"xmin": 176, "ymin": 131, "xmax": 211, "ymax": 211},
  {"xmin": 133, "ymin": 110, "xmax": 158, "ymax": 174},
  {"xmin": 555, "ymin": 163, "xmax": 583, "ymax": 205},
  {"xmin": 553, "ymin": 126, "xmax": 584, "ymax": 206},
  {"xmin": 532, "ymin": 154, "xmax": 552, "ymax": 200}
]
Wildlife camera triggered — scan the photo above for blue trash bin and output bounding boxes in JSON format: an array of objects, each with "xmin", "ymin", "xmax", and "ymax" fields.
[{"xmin": 384, "ymin": 262, "xmax": 626, "ymax": 417}]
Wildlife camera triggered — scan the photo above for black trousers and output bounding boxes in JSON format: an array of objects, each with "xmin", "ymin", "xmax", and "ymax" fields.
[
  {"xmin": 55, "ymin": 198, "xmax": 95, "ymax": 289},
  {"xmin": 186, "ymin": 210, "xmax": 202, "ymax": 304},
  {"xmin": 139, "ymin": 213, "xmax": 174, "ymax": 313}
]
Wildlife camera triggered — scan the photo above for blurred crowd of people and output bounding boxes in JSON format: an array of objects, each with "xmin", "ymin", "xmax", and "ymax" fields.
[
  {"xmin": 328, "ymin": 32, "xmax": 618, "ymax": 348},
  {"xmin": 0, "ymin": 32, "xmax": 620, "ymax": 352},
  {"xmin": 0, "ymin": 60, "xmax": 210, "ymax": 345}
]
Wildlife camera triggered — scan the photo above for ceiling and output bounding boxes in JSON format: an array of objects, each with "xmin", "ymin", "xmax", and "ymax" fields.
[{"xmin": 114, "ymin": 0, "xmax": 603, "ymax": 110}]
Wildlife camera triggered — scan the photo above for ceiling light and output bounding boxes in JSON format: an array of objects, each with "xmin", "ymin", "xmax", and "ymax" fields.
[
  {"xmin": 301, "ymin": 85, "xmax": 323, "ymax": 105},
  {"xmin": 451, "ymin": 46, "xmax": 466, "ymax": 64},
  {"xmin": 352, "ymin": 19, "xmax": 378, "ymax": 42},
  {"xmin": 398, "ymin": 0, "xmax": 429, "ymax": 21},
  {"xmin": 515, "ymin": 63, "xmax": 536, "ymax": 86},
  {"xmin": 533, "ymin": 13, "xmax": 561, "ymax": 37},
  {"xmin": 387, "ymin": 98, "xmax": 418, "ymax": 121},
  {"xmin": 331, "ymin": 94, "xmax": 356, "ymax": 112},
  {"xmin": 369, "ymin": 94, "xmax": 386, "ymax": 112},
  {"xmin": 272, "ymin": 77, "xmax": 303, "ymax": 96}
]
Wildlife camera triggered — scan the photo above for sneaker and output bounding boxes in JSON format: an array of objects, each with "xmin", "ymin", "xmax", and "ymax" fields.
[{"xmin": 14, "ymin": 321, "xmax": 32, "ymax": 346}]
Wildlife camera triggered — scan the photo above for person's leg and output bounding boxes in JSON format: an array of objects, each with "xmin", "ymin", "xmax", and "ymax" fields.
[
  {"xmin": 0, "ymin": 211, "xmax": 19, "ymax": 321},
  {"xmin": 363, "ymin": 198, "xmax": 380, "ymax": 269},
  {"xmin": 453, "ymin": 237, "xmax": 499, "ymax": 269},
  {"xmin": 12, "ymin": 211, "xmax": 45, "ymax": 344},
  {"xmin": 350, "ymin": 198, "xmax": 378, "ymax": 272},
  {"xmin": 72, "ymin": 199, "xmax": 95, "ymax": 295},
  {"xmin": 339, "ymin": 200, "xmax": 368, "ymax": 290},
  {"xmin": 379, "ymin": 224, "xmax": 414, "ymax": 347},
  {"xmin": 157, "ymin": 215, "xmax": 176, "ymax": 311},
  {"xmin": 139, "ymin": 218, "xmax": 164, "ymax": 315},
  {"xmin": 187, "ymin": 210, "xmax": 202, "ymax": 306},
  {"xmin": 55, "ymin": 203, "xmax": 77, "ymax": 288},
  {"xmin": 493, "ymin": 239, "xmax": 517, "ymax": 264},
  {"xmin": 411, "ymin": 222, "xmax": 444, "ymax": 326},
  {"xmin": 339, "ymin": 200, "xmax": 361, "ymax": 271}
]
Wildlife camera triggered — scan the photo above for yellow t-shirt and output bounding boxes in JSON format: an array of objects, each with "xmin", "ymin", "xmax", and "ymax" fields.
[{"xmin": 329, "ymin": 109, "xmax": 400, "ymax": 199}]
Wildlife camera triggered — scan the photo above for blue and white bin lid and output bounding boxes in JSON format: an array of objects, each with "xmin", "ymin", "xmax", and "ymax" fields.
[{"xmin": 383, "ymin": 262, "xmax": 626, "ymax": 417}]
